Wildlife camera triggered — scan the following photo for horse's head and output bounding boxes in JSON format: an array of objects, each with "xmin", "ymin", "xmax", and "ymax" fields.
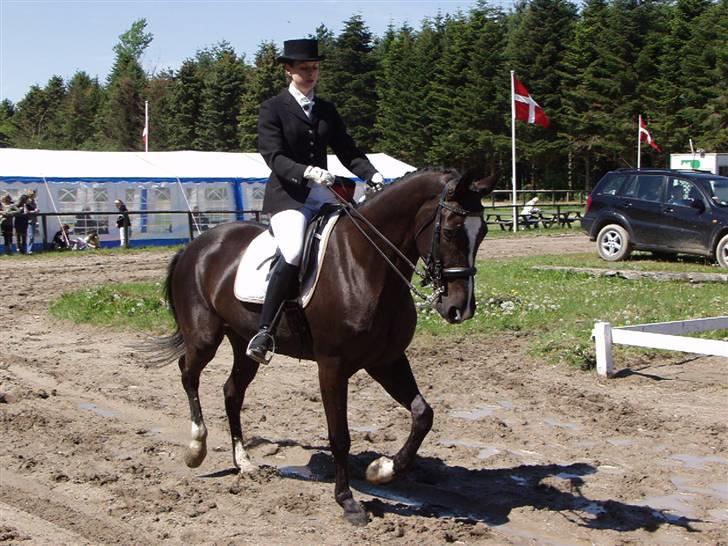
[{"xmin": 416, "ymin": 169, "xmax": 498, "ymax": 323}]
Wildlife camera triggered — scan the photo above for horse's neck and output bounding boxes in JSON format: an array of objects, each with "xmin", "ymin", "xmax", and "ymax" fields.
[{"xmin": 358, "ymin": 178, "xmax": 439, "ymax": 250}]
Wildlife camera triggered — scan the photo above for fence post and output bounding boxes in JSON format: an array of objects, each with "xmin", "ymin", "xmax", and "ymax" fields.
[
  {"xmin": 187, "ymin": 212, "xmax": 194, "ymax": 242},
  {"xmin": 593, "ymin": 321, "xmax": 614, "ymax": 377}
]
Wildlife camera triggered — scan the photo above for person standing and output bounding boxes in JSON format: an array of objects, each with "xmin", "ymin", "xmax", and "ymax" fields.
[
  {"xmin": 13, "ymin": 193, "xmax": 29, "ymax": 254},
  {"xmin": 114, "ymin": 199, "xmax": 131, "ymax": 248},
  {"xmin": 25, "ymin": 189, "xmax": 39, "ymax": 254},
  {"xmin": 246, "ymin": 38, "xmax": 385, "ymax": 364},
  {"xmin": 0, "ymin": 194, "xmax": 18, "ymax": 255}
]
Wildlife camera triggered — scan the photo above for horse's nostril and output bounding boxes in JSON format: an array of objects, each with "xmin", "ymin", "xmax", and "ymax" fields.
[{"xmin": 447, "ymin": 307, "xmax": 461, "ymax": 323}]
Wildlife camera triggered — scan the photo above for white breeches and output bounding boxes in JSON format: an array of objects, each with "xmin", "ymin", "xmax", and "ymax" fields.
[{"xmin": 269, "ymin": 185, "xmax": 338, "ymax": 266}]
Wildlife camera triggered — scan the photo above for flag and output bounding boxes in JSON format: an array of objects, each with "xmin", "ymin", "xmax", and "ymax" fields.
[
  {"xmin": 513, "ymin": 75, "xmax": 550, "ymax": 128},
  {"xmin": 639, "ymin": 116, "xmax": 661, "ymax": 152},
  {"xmin": 142, "ymin": 125, "xmax": 148, "ymax": 145}
]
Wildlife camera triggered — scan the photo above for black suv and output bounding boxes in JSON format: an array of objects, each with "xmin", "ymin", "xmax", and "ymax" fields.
[{"xmin": 581, "ymin": 168, "xmax": 728, "ymax": 267}]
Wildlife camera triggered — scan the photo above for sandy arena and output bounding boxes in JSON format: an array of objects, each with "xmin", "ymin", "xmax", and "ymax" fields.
[{"xmin": 1, "ymin": 233, "xmax": 726, "ymax": 544}]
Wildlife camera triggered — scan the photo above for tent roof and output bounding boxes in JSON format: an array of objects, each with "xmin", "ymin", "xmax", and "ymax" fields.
[{"xmin": 0, "ymin": 149, "xmax": 415, "ymax": 181}]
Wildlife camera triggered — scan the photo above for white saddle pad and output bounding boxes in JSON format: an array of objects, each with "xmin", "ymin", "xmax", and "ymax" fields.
[{"xmin": 234, "ymin": 214, "xmax": 341, "ymax": 308}]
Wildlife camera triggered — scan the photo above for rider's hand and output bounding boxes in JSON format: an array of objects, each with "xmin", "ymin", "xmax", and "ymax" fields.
[
  {"xmin": 304, "ymin": 166, "xmax": 336, "ymax": 186},
  {"xmin": 367, "ymin": 172, "xmax": 385, "ymax": 192}
]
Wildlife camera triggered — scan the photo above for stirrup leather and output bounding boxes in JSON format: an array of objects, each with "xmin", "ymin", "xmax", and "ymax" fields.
[{"xmin": 246, "ymin": 330, "xmax": 276, "ymax": 364}]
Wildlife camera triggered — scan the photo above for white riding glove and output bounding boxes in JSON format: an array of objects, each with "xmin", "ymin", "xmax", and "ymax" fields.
[
  {"xmin": 367, "ymin": 172, "xmax": 385, "ymax": 192},
  {"xmin": 304, "ymin": 166, "xmax": 336, "ymax": 186}
]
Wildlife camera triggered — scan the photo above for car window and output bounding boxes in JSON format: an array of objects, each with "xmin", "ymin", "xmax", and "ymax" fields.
[
  {"xmin": 622, "ymin": 174, "xmax": 664, "ymax": 202},
  {"xmin": 667, "ymin": 178, "xmax": 698, "ymax": 206},
  {"xmin": 595, "ymin": 173, "xmax": 628, "ymax": 195},
  {"xmin": 697, "ymin": 178, "xmax": 728, "ymax": 206}
]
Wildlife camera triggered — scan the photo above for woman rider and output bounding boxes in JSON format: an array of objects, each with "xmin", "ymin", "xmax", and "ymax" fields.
[{"xmin": 247, "ymin": 38, "xmax": 385, "ymax": 364}]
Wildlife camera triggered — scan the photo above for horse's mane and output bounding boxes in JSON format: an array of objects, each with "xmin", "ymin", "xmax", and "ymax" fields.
[{"xmin": 361, "ymin": 166, "xmax": 461, "ymax": 207}]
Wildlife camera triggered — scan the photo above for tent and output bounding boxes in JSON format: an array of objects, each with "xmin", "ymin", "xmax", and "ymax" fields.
[{"xmin": 0, "ymin": 149, "xmax": 415, "ymax": 248}]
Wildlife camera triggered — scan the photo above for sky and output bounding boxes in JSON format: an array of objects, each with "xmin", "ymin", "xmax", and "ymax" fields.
[{"xmin": 0, "ymin": 0, "xmax": 514, "ymax": 104}]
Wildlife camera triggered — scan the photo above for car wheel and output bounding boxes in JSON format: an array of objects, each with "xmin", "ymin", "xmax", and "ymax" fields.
[
  {"xmin": 716, "ymin": 233, "xmax": 728, "ymax": 268},
  {"xmin": 596, "ymin": 224, "xmax": 632, "ymax": 262}
]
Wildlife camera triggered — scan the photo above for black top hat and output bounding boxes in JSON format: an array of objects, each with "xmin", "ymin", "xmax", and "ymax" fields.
[{"xmin": 277, "ymin": 39, "xmax": 325, "ymax": 63}]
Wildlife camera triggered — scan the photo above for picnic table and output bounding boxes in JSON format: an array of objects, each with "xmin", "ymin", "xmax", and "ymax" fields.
[{"xmin": 485, "ymin": 210, "xmax": 582, "ymax": 231}]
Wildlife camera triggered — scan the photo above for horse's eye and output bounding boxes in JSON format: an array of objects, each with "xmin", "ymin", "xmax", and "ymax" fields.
[{"xmin": 442, "ymin": 224, "xmax": 463, "ymax": 240}]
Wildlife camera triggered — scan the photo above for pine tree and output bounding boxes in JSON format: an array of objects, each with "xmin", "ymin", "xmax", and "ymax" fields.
[
  {"xmin": 506, "ymin": 0, "xmax": 578, "ymax": 187},
  {"xmin": 559, "ymin": 0, "xmax": 614, "ymax": 187},
  {"xmin": 95, "ymin": 19, "xmax": 152, "ymax": 150},
  {"xmin": 12, "ymin": 76, "xmax": 67, "ymax": 148},
  {"xmin": 322, "ymin": 15, "xmax": 378, "ymax": 151},
  {"xmin": 238, "ymin": 41, "xmax": 286, "ymax": 151},
  {"xmin": 0, "ymin": 99, "xmax": 15, "ymax": 147},
  {"xmin": 145, "ymin": 70, "xmax": 175, "ymax": 151},
  {"xmin": 63, "ymin": 71, "xmax": 102, "ymax": 149},
  {"xmin": 166, "ymin": 59, "xmax": 203, "ymax": 150},
  {"xmin": 374, "ymin": 24, "xmax": 423, "ymax": 164},
  {"xmin": 194, "ymin": 42, "xmax": 247, "ymax": 151}
]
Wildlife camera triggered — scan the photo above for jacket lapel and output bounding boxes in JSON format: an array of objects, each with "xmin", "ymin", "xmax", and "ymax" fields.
[{"xmin": 283, "ymin": 91, "xmax": 313, "ymax": 126}]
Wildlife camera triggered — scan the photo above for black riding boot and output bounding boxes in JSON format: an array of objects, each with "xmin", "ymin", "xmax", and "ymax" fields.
[{"xmin": 246, "ymin": 259, "xmax": 299, "ymax": 364}]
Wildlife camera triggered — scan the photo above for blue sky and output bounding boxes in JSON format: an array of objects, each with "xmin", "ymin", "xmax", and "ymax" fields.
[{"xmin": 0, "ymin": 0, "xmax": 509, "ymax": 104}]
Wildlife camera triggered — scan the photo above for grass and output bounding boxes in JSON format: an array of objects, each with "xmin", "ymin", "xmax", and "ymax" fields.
[
  {"xmin": 47, "ymin": 241, "xmax": 726, "ymax": 370},
  {"xmin": 419, "ymin": 252, "xmax": 727, "ymax": 367},
  {"xmin": 50, "ymin": 282, "xmax": 174, "ymax": 334}
]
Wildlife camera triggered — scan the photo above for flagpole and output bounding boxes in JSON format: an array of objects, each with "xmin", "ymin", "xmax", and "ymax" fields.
[
  {"xmin": 637, "ymin": 114, "xmax": 641, "ymax": 170},
  {"xmin": 510, "ymin": 70, "xmax": 518, "ymax": 233},
  {"xmin": 144, "ymin": 101, "xmax": 149, "ymax": 153}
]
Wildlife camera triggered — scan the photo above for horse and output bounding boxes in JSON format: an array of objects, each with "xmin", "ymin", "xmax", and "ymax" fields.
[{"xmin": 156, "ymin": 167, "xmax": 497, "ymax": 525}]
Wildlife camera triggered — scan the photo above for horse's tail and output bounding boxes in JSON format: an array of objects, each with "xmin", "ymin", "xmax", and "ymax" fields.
[{"xmin": 142, "ymin": 248, "xmax": 186, "ymax": 368}]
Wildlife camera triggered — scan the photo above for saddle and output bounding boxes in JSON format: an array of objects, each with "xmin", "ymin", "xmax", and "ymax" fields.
[{"xmin": 234, "ymin": 204, "xmax": 343, "ymax": 308}]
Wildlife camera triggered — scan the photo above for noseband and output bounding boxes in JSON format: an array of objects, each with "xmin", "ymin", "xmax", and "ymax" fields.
[{"xmin": 416, "ymin": 185, "xmax": 481, "ymax": 296}]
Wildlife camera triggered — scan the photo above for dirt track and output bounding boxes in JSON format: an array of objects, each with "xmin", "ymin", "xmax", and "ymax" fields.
[{"xmin": 2, "ymin": 233, "xmax": 727, "ymax": 545}]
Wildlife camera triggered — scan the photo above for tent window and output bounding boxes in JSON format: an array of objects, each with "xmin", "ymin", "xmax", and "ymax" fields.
[
  {"xmin": 59, "ymin": 188, "xmax": 78, "ymax": 202},
  {"xmin": 152, "ymin": 187, "xmax": 170, "ymax": 201},
  {"xmin": 205, "ymin": 188, "xmax": 228, "ymax": 201},
  {"xmin": 93, "ymin": 188, "xmax": 108, "ymax": 202}
]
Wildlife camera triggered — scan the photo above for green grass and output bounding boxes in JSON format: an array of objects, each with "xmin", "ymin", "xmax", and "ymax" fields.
[
  {"xmin": 49, "ymin": 282, "xmax": 174, "ymax": 334},
  {"xmin": 416, "ymin": 254, "xmax": 727, "ymax": 367},
  {"xmin": 48, "ymin": 244, "xmax": 726, "ymax": 370}
]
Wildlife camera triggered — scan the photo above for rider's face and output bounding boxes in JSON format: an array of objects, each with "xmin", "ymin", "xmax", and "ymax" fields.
[{"xmin": 286, "ymin": 61, "xmax": 320, "ymax": 94}]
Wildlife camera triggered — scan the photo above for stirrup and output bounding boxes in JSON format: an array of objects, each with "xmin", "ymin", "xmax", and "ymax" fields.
[{"xmin": 246, "ymin": 330, "xmax": 276, "ymax": 365}]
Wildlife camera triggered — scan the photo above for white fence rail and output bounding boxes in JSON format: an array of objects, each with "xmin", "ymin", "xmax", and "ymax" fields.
[{"xmin": 592, "ymin": 316, "xmax": 728, "ymax": 377}]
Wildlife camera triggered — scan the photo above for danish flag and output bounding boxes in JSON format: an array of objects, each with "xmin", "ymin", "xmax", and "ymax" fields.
[
  {"xmin": 639, "ymin": 115, "xmax": 661, "ymax": 152},
  {"xmin": 513, "ymin": 75, "xmax": 550, "ymax": 128}
]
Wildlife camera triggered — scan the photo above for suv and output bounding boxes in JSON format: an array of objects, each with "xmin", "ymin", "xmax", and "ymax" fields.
[{"xmin": 581, "ymin": 168, "xmax": 728, "ymax": 267}]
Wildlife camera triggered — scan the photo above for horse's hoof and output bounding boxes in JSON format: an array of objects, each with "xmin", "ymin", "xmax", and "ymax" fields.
[
  {"xmin": 343, "ymin": 500, "xmax": 368, "ymax": 526},
  {"xmin": 236, "ymin": 460, "xmax": 258, "ymax": 474},
  {"xmin": 184, "ymin": 441, "xmax": 207, "ymax": 468},
  {"xmin": 366, "ymin": 456, "xmax": 395, "ymax": 484}
]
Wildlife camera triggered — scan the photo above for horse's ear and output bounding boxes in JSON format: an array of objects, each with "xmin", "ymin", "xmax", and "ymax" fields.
[{"xmin": 454, "ymin": 168, "xmax": 499, "ymax": 197}]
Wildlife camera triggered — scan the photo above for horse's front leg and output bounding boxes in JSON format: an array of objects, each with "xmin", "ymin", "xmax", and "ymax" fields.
[
  {"xmin": 318, "ymin": 361, "xmax": 368, "ymax": 526},
  {"xmin": 365, "ymin": 353, "xmax": 433, "ymax": 484}
]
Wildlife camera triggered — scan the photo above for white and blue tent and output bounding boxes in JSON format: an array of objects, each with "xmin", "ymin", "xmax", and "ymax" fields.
[{"xmin": 0, "ymin": 148, "xmax": 414, "ymax": 248}]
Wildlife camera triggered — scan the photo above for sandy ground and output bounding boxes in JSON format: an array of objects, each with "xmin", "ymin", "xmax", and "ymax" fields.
[{"xmin": 1, "ymin": 232, "xmax": 727, "ymax": 545}]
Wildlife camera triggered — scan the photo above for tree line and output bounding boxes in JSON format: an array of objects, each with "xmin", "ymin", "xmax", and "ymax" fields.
[{"xmin": 1, "ymin": 0, "xmax": 725, "ymax": 190}]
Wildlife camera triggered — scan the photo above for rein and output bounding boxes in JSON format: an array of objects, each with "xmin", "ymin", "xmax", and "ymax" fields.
[{"xmin": 327, "ymin": 184, "xmax": 480, "ymax": 307}]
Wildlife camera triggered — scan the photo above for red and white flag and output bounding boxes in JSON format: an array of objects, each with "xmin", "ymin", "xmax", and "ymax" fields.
[
  {"xmin": 639, "ymin": 115, "xmax": 661, "ymax": 152},
  {"xmin": 142, "ymin": 125, "xmax": 148, "ymax": 145},
  {"xmin": 513, "ymin": 75, "xmax": 550, "ymax": 128}
]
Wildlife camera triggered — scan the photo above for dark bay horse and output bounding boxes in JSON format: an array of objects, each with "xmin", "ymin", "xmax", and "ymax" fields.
[{"xmin": 157, "ymin": 167, "xmax": 497, "ymax": 525}]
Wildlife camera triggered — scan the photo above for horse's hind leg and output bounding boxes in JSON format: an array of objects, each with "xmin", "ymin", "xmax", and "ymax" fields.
[
  {"xmin": 223, "ymin": 331, "xmax": 260, "ymax": 473},
  {"xmin": 179, "ymin": 336, "xmax": 222, "ymax": 468},
  {"xmin": 364, "ymin": 353, "xmax": 433, "ymax": 484}
]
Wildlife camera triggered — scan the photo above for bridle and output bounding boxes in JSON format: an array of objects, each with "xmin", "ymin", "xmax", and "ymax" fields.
[
  {"xmin": 329, "ymin": 183, "xmax": 482, "ymax": 307},
  {"xmin": 415, "ymin": 184, "xmax": 481, "ymax": 298}
]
